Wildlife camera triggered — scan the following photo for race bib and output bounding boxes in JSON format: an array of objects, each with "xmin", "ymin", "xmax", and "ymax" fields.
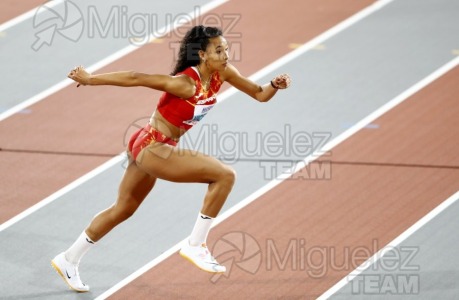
[{"xmin": 183, "ymin": 103, "xmax": 215, "ymax": 125}]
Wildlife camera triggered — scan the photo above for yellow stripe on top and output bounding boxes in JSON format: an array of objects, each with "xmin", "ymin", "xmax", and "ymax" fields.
[{"xmin": 185, "ymin": 99, "xmax": 196, "ymax": 107}]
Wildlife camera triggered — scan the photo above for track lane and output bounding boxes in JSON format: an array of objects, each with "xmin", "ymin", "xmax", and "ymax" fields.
[
  {"xmin": 0, "ymin": 0, "xmax": 44, "ymax": 24},
  {"xmin": 0, "ymin": 0, "xmax": 376, "ymax": 223},
  {"xmin": 326, "ymin": 190, "xmax": 459, "ymax": 299},
  {"xmin": 109, "ymin": 63, "xmax": 459, "ymax": 299},
  {"xmin": 0, "ymin": 0, "xmax": 215, "ymax": 116},
  {"xmin": 1, "ymin": 0, "xmax": 458, "ymax": 298}
]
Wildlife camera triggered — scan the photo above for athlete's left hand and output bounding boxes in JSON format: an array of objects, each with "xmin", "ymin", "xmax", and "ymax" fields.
[
  {"xmin": 68, "ymin": 65, "xmax": 91, "ymax": 87},
  {"xmin": 272, "ymin": 74, "xmax": 291, "ymax": 89}
]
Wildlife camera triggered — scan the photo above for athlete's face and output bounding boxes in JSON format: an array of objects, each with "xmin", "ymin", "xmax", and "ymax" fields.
[{"xmin": 201, "ymin": 36, "xmax": 229, "ymax": 71}]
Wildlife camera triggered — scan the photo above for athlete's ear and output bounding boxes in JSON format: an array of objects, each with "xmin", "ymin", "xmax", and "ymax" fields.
[{"xmin": 198, "ymin": 49, "xmax": 207, "ymax": 63}]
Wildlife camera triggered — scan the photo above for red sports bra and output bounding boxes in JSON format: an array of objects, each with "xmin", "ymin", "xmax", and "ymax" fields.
[{"xmin": 156, "ymin": 66, "xmax": 223, "ymax": 131}]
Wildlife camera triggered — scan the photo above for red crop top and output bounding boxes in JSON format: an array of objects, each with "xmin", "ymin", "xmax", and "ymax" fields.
[{"xmin": 156, "ymin": 66, "xmax": 223, "ymax": 131}]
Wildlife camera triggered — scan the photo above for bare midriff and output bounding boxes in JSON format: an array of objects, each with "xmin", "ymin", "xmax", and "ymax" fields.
[{"xmin": 149, "ymin": 110, "xmax": 185, "ymax": 143}]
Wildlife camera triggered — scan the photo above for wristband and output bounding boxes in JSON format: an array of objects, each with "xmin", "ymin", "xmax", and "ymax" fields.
[{"xmin": 270, "ymin": 80, "xmax": 278, "ymax": 89}]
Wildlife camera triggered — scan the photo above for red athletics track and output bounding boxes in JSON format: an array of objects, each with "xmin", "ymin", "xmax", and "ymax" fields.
[
  {"xmin": 0, "ymin": 0, "xmax": 45, "ymax": 24},
  {"xmin": 109, "ymin": 64, "xmax": 459, "ymax": 298},
  {"xmin": 0, "ymin": 0, "xmax": 375, "ymax": 223}
]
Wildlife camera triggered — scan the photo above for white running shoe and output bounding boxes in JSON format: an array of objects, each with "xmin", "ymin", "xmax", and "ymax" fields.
[
  {"xmin": 179, "ymin": 241, "xmax": 226, "ymax": 273},
  {"xmin": 51, "ymin": 252, "xmax": 89, "ymax": 292}
]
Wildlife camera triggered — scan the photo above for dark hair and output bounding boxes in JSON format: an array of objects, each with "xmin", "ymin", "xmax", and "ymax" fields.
[{"xmin": 171, "ymin": 25, "xmax": 223, "ymax": 75}]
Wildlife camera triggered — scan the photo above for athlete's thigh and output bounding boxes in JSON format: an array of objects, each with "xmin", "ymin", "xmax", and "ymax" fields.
[
  {"xmin": 117, "ymin": 157, "xmax": 157, "ymax": 206},
  {"xmin": 135, "ymin": 143, "xmax": 229, "ymax": 183}
]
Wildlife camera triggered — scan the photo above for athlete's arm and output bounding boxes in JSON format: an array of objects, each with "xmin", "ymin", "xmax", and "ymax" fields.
[
  {"xmin": 222, "ymin": 64, "xmax": 290, "ymax": 102},
  {"xmin": 68, "ymin": 66, "xmax": 196, "ymax": 99}
]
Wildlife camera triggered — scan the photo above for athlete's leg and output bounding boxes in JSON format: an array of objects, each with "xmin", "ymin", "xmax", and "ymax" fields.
[
  {"xmin": 135, "ymin": 143, "xmax": 236, "ymax": 217},
  {"xmin": 52, "ymin": 157, "xmax": 156, "ymax": 291},
  {"xmin": 85, "ymin": 158, "xmax": 157, "ymax": 241},
  {"xmin": 135, "ymin": 143, "xmax": 235, "ymax": 273}
]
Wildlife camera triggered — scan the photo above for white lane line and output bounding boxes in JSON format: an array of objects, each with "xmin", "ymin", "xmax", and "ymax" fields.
[
  {"xmin": 96, "ymin": 52, "xmax": 459, "ymax": 300},
  {"xmin": 0, "ymin": 0, "xmax": 229, "ymax": 231},
  {"xmin": 0, "ymin": 0, "xmax": 229, "ymax": 122},
  {"xmin": 0, "ymin": 0, "xmax": 64, "ymax": 33},
  {"xmin": 0, "ymin": 155, "xmax": 125, "ymax": 232},
  {"xmin": 97, "ymin": 54, "xmax": 459, "ymax": 299},
  {"xmin": 0, "ymin": 0, "xmax": 393, "ymax": 231},
  {"xmin": 93, "ymin": 0, "xmax": 437, "ymax": 298},
  {"xmin": 0, "ymin": 63, "xmax": 254, "ymax": 233},
  {"xmin": 217, "ymin": 0, "xmax": 399, "ymax": 103},
  {"xmin": 318, "ymin": 190, "xmax": 459, "ymax": 300}
]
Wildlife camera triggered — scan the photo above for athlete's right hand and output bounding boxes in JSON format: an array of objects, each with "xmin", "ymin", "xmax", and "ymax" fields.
[
  {"xmin": 68, "ymin": 66, "xmax": 91, "ymax": 87},
  {"xmin": 271, "ymin": 73, "xmax": 291, "ymax": 89}
]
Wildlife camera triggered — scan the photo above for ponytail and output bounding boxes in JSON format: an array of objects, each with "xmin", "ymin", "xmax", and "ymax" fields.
[{"xmin": 171, "ymin": 25, "xmax": 223, "ymax": 75}]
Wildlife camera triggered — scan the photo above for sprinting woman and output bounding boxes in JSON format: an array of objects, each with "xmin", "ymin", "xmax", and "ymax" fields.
[{"xmin": 52, "ymin": 25, "xmax": 291, "ymax": 292}]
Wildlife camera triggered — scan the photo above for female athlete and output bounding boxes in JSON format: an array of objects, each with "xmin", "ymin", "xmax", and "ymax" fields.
[{"xmin": 51, "ymin": 25, "xmax": 291, "ymax": 292}]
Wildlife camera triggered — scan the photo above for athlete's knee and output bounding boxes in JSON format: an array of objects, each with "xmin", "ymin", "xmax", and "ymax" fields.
[{"xmin": 220, "ymin": 165, "xmax": 236, "ymax": 187}]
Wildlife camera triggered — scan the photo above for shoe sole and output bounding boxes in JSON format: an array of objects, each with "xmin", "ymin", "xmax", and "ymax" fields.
[
  {"xmin": 51, "ymin": 260, "xmax": 89, "ymax": 293},
  {"xmin": 179, "ymin": 251, "xmax": 226, "ymax": 273}
]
